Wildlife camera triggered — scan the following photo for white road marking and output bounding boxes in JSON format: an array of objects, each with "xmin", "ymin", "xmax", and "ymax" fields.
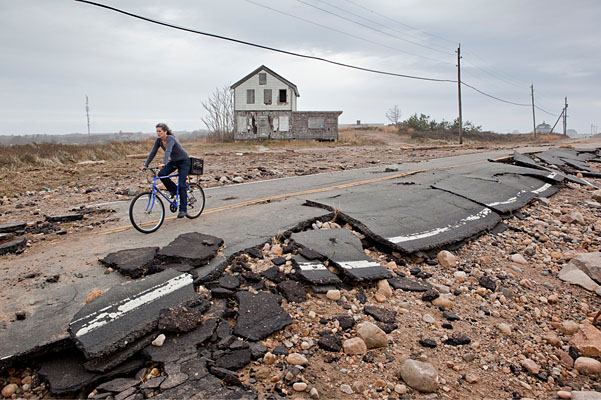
[
  {"xmin": 387, "ymin": 207, "xmax": 492, "ymax": 244},
  {"xmin": 298, "ymin": 262, "xmax": 328, "ymax": 271},
  {"xmin": 71, "ymin": 273, "xmax": 193, "ymax": 338},
  {"xmin": 532, "ymin": 183, "xmax": 552, "ymax": 194},
  {"xmin": 337, "ymin": 260, "xmax": 381, "ymax": 269}
]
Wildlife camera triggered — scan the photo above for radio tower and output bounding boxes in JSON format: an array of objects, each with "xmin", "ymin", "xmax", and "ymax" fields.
[{"xmin": 86, "ymin": 95, "xmax": 91, "ymax": 136}]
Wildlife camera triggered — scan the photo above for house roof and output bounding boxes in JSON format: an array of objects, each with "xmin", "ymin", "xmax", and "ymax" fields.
[{"xmin": 230, "ymin": 65, "xmax": 300, "ymax": 97}]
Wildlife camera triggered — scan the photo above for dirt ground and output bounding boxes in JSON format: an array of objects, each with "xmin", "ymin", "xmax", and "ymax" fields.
[{"xmin": 2, "ymin": 133, "xmax": 601, "ymax": 399}]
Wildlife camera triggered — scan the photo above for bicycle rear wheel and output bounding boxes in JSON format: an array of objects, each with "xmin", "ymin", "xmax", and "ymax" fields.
[
  {"xmin": 129, "ymin": 191, "xmax": 165, "ymax": 233},
  {"xmin": 186, "ymin": 183, "xmax": 205, "ymax": 219}
]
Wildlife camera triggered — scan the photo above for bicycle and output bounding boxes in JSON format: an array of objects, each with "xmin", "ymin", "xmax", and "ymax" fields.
[{"xmin": 129, "ymin": 158, "xmax": 205, "ymax": 233}]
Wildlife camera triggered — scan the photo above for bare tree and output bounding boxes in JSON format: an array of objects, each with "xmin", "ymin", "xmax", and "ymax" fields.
[
  {"xmin": 386, "ymin": 105, "xmax": 402, "ymax": 126},
  {"xmin": 202, "ymin": 85, "xmax": 234, "ymax": 142}
]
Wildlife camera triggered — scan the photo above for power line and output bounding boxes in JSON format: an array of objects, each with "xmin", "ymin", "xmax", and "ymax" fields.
[
  {"xmin": 341, "ymin": 0, "xmax": 458, "ymax": 46},
  {"xmin": 296, "ymin": 0, "xmax": 454, "ymax": 56},
  {"xmin": 245, "ymin": 0, "xmax": 452, "ymax": 66},
  {"xmin": 75, "ymin": 0, "xmax": 560, "ymax": 117},
  {"xmin": 74, "ymin": 0, "xmax": 456, "ymax": 83}
]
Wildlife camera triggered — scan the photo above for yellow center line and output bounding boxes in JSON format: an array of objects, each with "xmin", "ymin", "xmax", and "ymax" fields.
[{"xmin": 102, "ymin": 157, "xmax": 496, "ymax": 235}]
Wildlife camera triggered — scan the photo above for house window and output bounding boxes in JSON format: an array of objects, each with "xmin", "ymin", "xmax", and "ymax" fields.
[
  {"xmin": 259, "ymin": 73, "xmax": 267, "ymax": 85},
  {"xmin": 278, "ymin": 89, "xmax": 287, "ymax": 103},
  {"xmin": 264, "ymin": 89, "xmax": 272, "ymax": 105},
  {"xmin": 246, "ymin": 89, "xmax": 255, "ymax": 104}
]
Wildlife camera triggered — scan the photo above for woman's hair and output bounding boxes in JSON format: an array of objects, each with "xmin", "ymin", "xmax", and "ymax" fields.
[{"xmin": 156, "ymin": 122, "xmax": 173, "ymax": 136}]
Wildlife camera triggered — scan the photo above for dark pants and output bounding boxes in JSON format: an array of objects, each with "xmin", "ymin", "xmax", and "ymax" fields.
[{"xmin": 159, "ymin": 158, "xmax": 191, "ymax": 212}]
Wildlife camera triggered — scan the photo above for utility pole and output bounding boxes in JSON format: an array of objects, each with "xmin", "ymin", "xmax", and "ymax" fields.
[
  {"xmin": 456, "ymin": 44, "xmax": 463, "ymax": 144},
  {"xmin": 86, "ymin": 95, "xmax": 91, "ymax": 136},
  {"xmin": 563, "ymin": 97, "xmax": 568, "ymax": 136},
  {"xmin": 530, "ymin": 85, "xmax": 536, "ymax": 139}
]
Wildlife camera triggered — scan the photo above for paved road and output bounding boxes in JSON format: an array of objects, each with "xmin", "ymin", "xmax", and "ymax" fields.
[{"xmin": 0, "ymin": 144, "xmax": 593, "ymax": 363}]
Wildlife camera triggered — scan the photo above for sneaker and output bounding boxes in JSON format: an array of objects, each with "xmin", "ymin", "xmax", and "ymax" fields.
[{"xmin": 177, "ymin": 211, "xmax": 187, "ymax": 218}]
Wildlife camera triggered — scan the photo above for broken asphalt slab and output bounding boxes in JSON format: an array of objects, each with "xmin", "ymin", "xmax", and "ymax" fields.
[
  {"xmin": 69, "ymin": 269, "xmax": 196, "ymax": 359},
  {"xmin": 156, "ymin": 232, "xmax": 224, "ymax": 267},
  {"xmin": 291, "ymin": 228, "xmax": 391, "ymax": 282},
  {"xmin": 100, "ymin": 247, "xmax": 159, "ymax": 278},
  {"xmin": 233, "ymin": 291, "xmax": 292, "ymax": 341},
  {"xmin": 306, "ymin": 183, "xmax": 501, "ymax": 254},
  {"xmin": 292, "ymin": 254, "xmax": 342, "ymax": 286}
]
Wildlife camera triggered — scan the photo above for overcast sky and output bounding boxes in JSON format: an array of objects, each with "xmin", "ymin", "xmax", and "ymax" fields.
[{"xmin": 1, "ymin": 0, "xmax": 600, "ymax": 135}]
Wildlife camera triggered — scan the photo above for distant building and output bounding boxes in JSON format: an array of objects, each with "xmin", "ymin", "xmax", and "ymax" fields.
[
  {"xmin": 535, "ymin": 121, "xmax": 552, "ymax": 134},
  {"xmin": 231, "ymin": 65, "xmax": 342, "ymax": 141}
]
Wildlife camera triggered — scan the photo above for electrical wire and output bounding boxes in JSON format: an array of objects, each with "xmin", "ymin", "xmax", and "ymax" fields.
[
  {"xmin": 75, "ymin": 0, "xmax": 560, "ymax": 116},
  {"xmin": 74, "ymin": 0, "xmax": 456, "ymax": 82},
  {"xmin": 295, "ymin": 0, "xmax": 454, "ymax": 56},
  {"xmin": 245, "ymin": 0, "xmax": 452, "ymax": 66}
]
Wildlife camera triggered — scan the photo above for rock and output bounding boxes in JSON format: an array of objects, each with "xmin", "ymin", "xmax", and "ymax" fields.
[
  {"xmin": 421, "ymin": 289, "xmax": 440, "ymax": 302},
  {"xmin": 572, "ymin": 391, "xmax": 601, "ymax": 399},
  {"xmin": 571, "ymin": 324, "xmax": 601, "ymax": 357},
  {"xmin": 287, "ymin": 353, "xmax": 308, "ymax": 365},
  {"xmin": 340, "ymin": 384, "xmax": 353, "ymax": 394},
  {"xmin": 293, "ymin": 382, "xmax": 307, "ymax": 392},
  {"xmin": 357, "ymin": 322, "xmax": 388, "ymax": 349},
  {"xmin": 444, "ymin": 335, "xmax": 471, "ymax": 346},
  {"xmin": 352, "ymin": 381, "xmax": 366, "ymax": 392},
  {"xmin": 343, "ymin": 338, "xmax": 367, "ymax": 354},
  {"xmin": 521, "ymin": 358, "xmax": 540, "ymax": 375},
  {"xmin": 399, "ymin": 359, "xmax": 439, "ymax": 393},
  {"xmin": 464, "ymin": 373, "xmax": 479, "ymax": 384},
  {"xmin": 561, "ymin": 321, "xmax": 581, "ymax": 336},
  {"xmin": 376, "ymin": 279, "xmax": 393, "ymax": 299},
  {"xmin": 333, "ymin": 315, "xmax": 355, "ymax": 331},
  {"xmin": 437, "ymin": 250, "xmax": 457, "ymax": 268},
  {"xmin": 568, "ymin": 252, "xmax": 601, "ymax": 284},
  {"xmin": 326, "ymin": 289, "xmax": 341, "ymax": 301},
  {"xmin": 310, "ymin": 387, "xmax": 320, "ymax": 398},
  {"xmin": 85, "ymin": 289, "xmax": 103, "ymax": 303},
  {"xmin": 152, "ymin": 334, "xmax": 166, "ymax": 347},
  {"xmin": 574, "ymin": 357, "xmax": 601, "ymax": 375},
  {"xmin": 559, "ymin": 264, "xmax": 600, "ymax": 292},
  {"xmin": 510, "ymin": 253, "xmax": 528, "ymax": 265},
  {"xmin": 1, "ymin": 383, "xmax": 18, "ymax": 398},
  {"xmin": 432, "ymin": 296, "xmax": 453, "ymax": 309},
  {"xmin": 233, "ymin": 291, "xmax": 292, "ymax": 341},
  {"xmin": 593, "ymin": 190, "xmax": 601, "ymax": 202},
  {"xmin": 263, "ymin": 352, "xmax": 276, "ymax": 365},
  {"xmin": 570, "ymin": 211, "xmax": 586, "ymax": 225},
  {"xmin": 557, "ymin": 390, "xmax": 571, "ymax": 399},
  {"xmin": 497, "ymin": 323, "xmax": 512, "ymax": 335},
  {"xmin": 478, "ymin": 275, "xmax": 496, "ymax": 291}
]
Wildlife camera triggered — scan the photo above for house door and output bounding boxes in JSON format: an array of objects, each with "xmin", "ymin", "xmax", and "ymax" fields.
[{"xmin": 257, "ymin": 115, "xmax": 270, "ymax": 139}]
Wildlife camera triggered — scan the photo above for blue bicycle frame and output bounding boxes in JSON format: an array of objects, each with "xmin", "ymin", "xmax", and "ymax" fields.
[{"xmin": 145, "ymin": 172, "xmax": 189, "ymax": 212}]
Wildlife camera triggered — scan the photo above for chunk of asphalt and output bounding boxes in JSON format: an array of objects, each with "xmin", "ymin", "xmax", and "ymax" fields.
[
  {"xmin": 291, "ymin": 229, "xmax": 391, "ymax": 282},
  {"xmin": 69, "ymin": 269, "xmax": 196, "ymax": 360},
  {"xmin": 143, "ymin": 318, "xmax": 218, "ymax": 363},
  {"xmin": 214, "ymin": 348, "xmax": 252, "ymax": 370},
  {"xmin": 83, "ymin": 332, "xmax": 155, "ymax": 373},
  {"xmin": 277, "ymin": 280, "xmax": 307, "ymax": 303},
  {"xmin": 444, "ymin": 334, "xmax": 472, "ymax": 346},
  {"xmin": 96, "ymin": 377, "xmax": 139, "ymax": 393},
  {"xmin": 261, "ymin": 266, "xmax": 286, "ymax": 283},
  {"xmin": 233, "ymin": 291, "xmax": 292, "ymax": 341},
  {"xmin": 158, "ymin": 305, "xmax": 204, "ymax": 333},
  {"xmin": 37, "ymin": 349, "xmax": 144, "ymax": 396},
  {"xmin": 156, "ymin": 233, "xmax": 223, "ymax": 267},
  {"xmin": 0, "ymin": 238, "xmax": 26, "ymax": 255},
  {"xmin": 318, "ymin": 331, "xmax": 342, "ymax": 352},
  {"xmin": 209, "ymin": 367, "xmax": 242, "ymax": 386},
  {"xmin": 249, "ymin": 343, "xmax": 268, "ymax": 360},
  {"xmin": 100, "ymin": 247, "xmax": 159, "ymax": 279},
  {"xmin": 45, "ymin": 214, "xmax": 84, "ymax": 223},
  {"xmin": 0, "ymin": 222, "xmax": 26, "ymax": 233},
  {"xmin": 219, "ymin": 275, "xmax": 241, "ymax": 290},
  {"xmin": 292, "ymin": 255, "xmax": 341, "ymax": 286},
  {"xmin": 154, "ymin": 375, "xmax": 255, "ymax": 399},
  {"xmin": 364, "ymin": 305, "xmax": 397, "ymax": 324},
  {"xmin": 388, "ymin": 277, "xmax": 431, "ymax": 292},
  {"xmin": 155, "ymin": 263, "xmax": 194, "ymax": 274},
  {"xmin": 332, "ymin": 315, "xmax": 355, "ymax": 331}
]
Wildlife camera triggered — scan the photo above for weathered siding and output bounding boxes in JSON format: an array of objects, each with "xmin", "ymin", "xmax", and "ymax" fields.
[
  {"xmin": 233, "ymin": 71, "xmax": 296, "ymax": 112},
  {"xmin": 291, "ymin": 111, "xmax": 342, "ymax": 141},
  {"xmin": 234, "ymin": 110, "xmax": 342, "ymax": 141}
]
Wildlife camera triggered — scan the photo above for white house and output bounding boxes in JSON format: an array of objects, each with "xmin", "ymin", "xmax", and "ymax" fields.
[{"xmin": 231, "ymin": 65, "xmax": 342, "ymax": 141}]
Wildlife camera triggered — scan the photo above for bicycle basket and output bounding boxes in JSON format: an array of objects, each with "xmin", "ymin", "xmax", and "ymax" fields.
[{"xmin": 189, "ymin": 157, "xmax": 204, "ymax": 175}]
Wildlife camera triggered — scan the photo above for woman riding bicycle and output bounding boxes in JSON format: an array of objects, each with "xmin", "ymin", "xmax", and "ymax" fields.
[{"xmin": 141, "ymin": 123, "xmax": 191, "ymax": 218}]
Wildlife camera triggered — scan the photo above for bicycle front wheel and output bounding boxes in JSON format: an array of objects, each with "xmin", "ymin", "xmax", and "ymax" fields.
[
  {"xmin": 129, "ymin": 191, "xmax": 165, "ymax": 233},
  {"xmin": 186, "ymin": 183, "xmax": 205, "ymax": 219}
]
